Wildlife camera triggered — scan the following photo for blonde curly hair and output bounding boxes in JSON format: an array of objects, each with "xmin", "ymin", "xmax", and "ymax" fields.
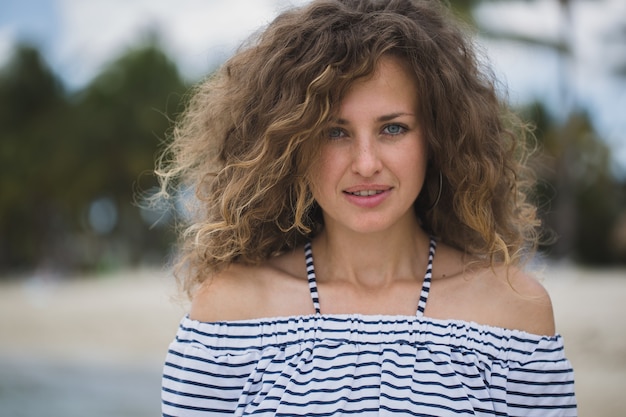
[{"xmin": 157, "ymin": 0, "xmax": 540, "ymax": 296}]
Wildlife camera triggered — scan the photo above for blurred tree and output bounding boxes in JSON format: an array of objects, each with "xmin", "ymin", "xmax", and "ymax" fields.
[
  {"xmin": 0, "ymin": 45, "xmax": 68, "ymax": 270},
  {"xmin": 0, "ymin": 39, "xmax": 188, "ymax": 274},
  {"xmin": 63, "ymin": 37, "xmax": 188, "ymax": 270},
  {"xmin": 448, "ymin": 0, "xmax": 570, "ymax": 52},
  {"xmin": 449, "ymin": 0, "xmax": 626, "ymax": 264},
  {"xmin": 523, "ymin": 102, "xmax": 626, "ymax": 264}
]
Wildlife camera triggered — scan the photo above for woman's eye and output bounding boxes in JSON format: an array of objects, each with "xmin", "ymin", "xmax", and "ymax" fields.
[
  {"xmin": 382, "ymin": 124, "xmax": 406, "ymax": 135},
  {"xmin": 328, "ymin": 127, "xmax": 345, "ymax": 139}
]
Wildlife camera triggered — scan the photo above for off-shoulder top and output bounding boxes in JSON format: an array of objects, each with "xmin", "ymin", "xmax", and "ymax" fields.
[{"xmin": 162, "ymin": 239, "xmax": 577, "ymax": 416}]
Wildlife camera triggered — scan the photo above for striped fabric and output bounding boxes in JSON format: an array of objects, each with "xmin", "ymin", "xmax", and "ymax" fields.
[{"xmin": 162, "ymin": 240, "xmax": 577, "ymax": 416}]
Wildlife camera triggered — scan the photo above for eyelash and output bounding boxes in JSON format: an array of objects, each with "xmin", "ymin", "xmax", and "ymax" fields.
[
  {"xmin": 382, "ymin": 124, "xmax": 407, "ymax": 135},
  {"xmin": 328, "ymin": 127, "xmax": 346, "ymax": 139},
  {"xmin": 327, "ymin": 124, "xmax": 408, "ymax": 139}
]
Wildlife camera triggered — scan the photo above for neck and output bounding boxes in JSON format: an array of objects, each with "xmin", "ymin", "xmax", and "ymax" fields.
[{"xmin": 312, "ymin": 219, "xmax": 431, "ymax": 289}]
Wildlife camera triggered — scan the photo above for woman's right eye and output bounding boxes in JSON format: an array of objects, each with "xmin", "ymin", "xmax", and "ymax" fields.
[{"xmin": 328, "ymin": 127, "xmax": 345, "ymax": 139}]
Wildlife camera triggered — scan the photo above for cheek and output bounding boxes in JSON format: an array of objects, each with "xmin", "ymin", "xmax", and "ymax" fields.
[
  {"xmin": 309, "ymin": 148, "xmax": 341, "ymax": 186},
  {"xmin": 307, "ymin": 153, "xmax": 331, "ymax": 199},
  {"xmin": 398, "ymin": 140, "xmax": 428, "ymax": 173}
]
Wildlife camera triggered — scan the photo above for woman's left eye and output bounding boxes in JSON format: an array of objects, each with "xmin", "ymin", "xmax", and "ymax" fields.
[{"xmin": 382, "ymin": 124, "xmax": 406, "ymax": 135}]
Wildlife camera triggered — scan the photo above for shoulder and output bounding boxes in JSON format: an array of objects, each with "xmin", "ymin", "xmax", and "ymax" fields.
[
  {"xmin": 429, "ymin": 244, "xmax": 556, "ymax": 336},
  {"xmin": 486, "ymin": 264, "xmax": 556, "ymax": 336},
  {"xmin": 189, "ymin": 248, "xmax": 314, "ymax": 322}
]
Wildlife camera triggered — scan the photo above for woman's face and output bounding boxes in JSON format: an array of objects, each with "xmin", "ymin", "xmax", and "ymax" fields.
[{"xmin": 308, "ymin": 55, "xmax": 428, "ymax": 235}]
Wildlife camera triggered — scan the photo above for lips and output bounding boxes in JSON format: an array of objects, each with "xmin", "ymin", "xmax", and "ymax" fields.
[
  {"xmin": 346, "ymin": 190, "xmax": 385, "ymax": 197},
  {"xmin": 342, "ymin": 185, "xmax": 392, "ymax": 208},
  {"xmin": 343, "ymin": 185, "xmax": 392, "ymax": 196}
]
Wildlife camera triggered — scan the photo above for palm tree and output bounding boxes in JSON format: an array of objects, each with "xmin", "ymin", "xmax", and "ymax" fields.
[{"xmin": 449, "ymin": 0, "xmax": 626, "ymax": 262}]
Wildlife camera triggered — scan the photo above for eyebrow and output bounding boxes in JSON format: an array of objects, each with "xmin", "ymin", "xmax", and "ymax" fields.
[{"xmin": 333, "ymin": 112, "xmax": 415, "ymax": 125}]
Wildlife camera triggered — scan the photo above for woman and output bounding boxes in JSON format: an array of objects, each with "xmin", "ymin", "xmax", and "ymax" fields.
[{"xmin": 159, "ymin": 0, "xmax": 577, "ymax": 415}]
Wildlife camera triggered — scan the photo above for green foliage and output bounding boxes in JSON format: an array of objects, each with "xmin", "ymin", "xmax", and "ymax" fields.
[
  {"xmin": 521, "ymin": 102, "xmax": 626, "ymax": 265},
  {"xmin": 0, "ymin": 41, "xmax": 188, "ymax": 273},
  {"xmin": 450, "ymin": 0, "xmax": 626, "ymax": 264},
  {"xmin": 0, "ymin": 45, "xmax": 68, "ymax": 269}
]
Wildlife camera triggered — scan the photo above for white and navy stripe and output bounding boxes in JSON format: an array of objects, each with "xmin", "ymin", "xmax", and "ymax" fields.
[
  {"xmin": 417, "ymin": 238, "xmax": 436, "ymax": 316},
  {"xmin": 304, "ymin": 242, "xmax": 320, "ymax": 315},
  {"xmin": 162, "ymin": 239, "xmax": 577, "ymax": 416}
]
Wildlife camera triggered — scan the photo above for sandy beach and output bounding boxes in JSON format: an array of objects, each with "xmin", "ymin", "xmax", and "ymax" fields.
[{"xmin": 0, "ymin": 264, "xmax": 624, "ymax": 416}]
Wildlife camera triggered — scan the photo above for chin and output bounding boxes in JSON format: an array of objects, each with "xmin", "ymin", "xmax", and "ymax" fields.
[{"xmin": 345, "ymin": 219, "xmax": 401, "ymax": 235}]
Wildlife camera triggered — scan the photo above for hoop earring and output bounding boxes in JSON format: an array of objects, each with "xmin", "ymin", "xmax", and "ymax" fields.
[{"xmin": 427, "ymin": 171, "xmax": 442, "ymax": 211}]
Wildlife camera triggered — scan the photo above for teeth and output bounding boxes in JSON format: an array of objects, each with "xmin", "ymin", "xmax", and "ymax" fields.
[{"xmin": 351, "ymin": 190, "xmax": 383, "ymax": 196}]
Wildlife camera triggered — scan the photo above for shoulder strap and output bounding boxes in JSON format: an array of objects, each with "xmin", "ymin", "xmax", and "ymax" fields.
[
  {"xmin": 416, "ymin": 237, "xmax": 437, "ymax": 316},
  {"xmin": 304, "ymin": 242, "xmax": 321, "ymax": 315}
]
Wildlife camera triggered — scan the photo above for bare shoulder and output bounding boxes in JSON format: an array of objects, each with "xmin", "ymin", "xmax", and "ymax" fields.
[
  {"xmin": 430, "ymin": 244, "xmax": 556, "ymax": 336},
  {"xmin": 188, "ymin": 263, "xmax": 264, "ymax": 322},
  {"xmin": 189, "ymin": 248, "xmax": 314, "ymax": 322},
  {"xmin": 487, "ymin": 264, "xmax": 556, "ymax": 336}
]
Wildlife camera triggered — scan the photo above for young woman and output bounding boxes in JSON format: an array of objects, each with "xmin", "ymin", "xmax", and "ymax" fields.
[{"xmin": 159, "ymin": 1, "xmax": 577, "ymax": 415}]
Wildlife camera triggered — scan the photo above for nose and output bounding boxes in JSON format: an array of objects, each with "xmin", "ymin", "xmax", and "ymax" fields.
[{"xmin": 351, "ymin": 136, "xmax": 383, "ymax": 177}]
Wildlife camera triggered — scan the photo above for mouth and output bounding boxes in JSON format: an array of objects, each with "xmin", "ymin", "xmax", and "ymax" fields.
[
  {"xmin": 342, "ymin": 186, "xmax": 392, "ymax": 208},
  {"xmin": 345, "ymin": 190, "xmax": 386, "ymax": 197}
]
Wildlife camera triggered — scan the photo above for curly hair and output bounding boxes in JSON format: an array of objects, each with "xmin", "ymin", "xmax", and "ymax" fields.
[{"xmin": 157, "ymin": 0, "xmax": 540, "ymax": 295}]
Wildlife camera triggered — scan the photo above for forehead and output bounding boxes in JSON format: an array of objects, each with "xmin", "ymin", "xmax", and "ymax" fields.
[
  {"xmin": 345, "ymin": 55, "xmax": 417, "ymax": 93},
  {"xmin": 374, "ymin": 55, "xmax": 415, "ymax": 79},
  {"xmin": 336, "ymin": 55, "xmax": 419, "ymax": 113}
]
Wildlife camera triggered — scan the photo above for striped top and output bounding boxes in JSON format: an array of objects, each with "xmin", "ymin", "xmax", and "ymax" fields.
[{"xmin": 162, "ymin": 238, "xmax": 577, "ymax": 416}]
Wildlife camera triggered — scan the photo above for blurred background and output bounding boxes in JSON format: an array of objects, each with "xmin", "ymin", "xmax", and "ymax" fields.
[{"xmin": 0, "ymin": 0, "xmax": 624, "ymax": 416}]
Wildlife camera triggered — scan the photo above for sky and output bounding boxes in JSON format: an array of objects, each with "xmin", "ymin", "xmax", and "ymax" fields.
[{"xmin": 1, "ymin": 0, "xmax": 625, "ymax": 174}]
